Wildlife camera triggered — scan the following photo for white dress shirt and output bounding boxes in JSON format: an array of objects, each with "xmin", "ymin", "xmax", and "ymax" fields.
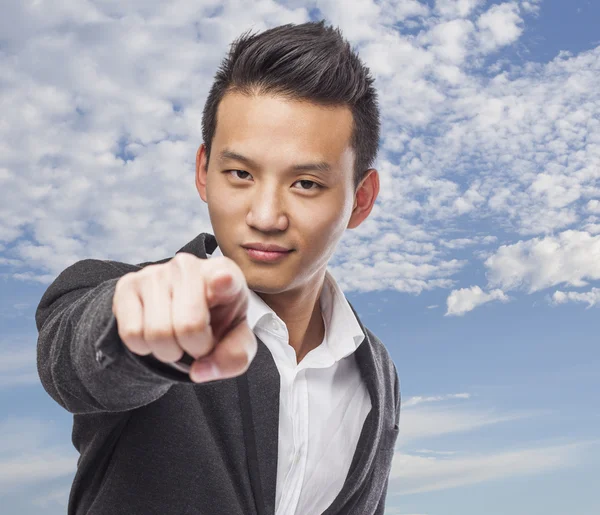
[{"xmin": 209, "ymin": 245, "xmax": 372, "ymax": 515}]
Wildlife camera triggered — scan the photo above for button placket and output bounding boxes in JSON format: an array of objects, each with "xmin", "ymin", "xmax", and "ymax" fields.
[{"xmin": 281, "ymin": 370, "xmax": 303, "ymax": 514}]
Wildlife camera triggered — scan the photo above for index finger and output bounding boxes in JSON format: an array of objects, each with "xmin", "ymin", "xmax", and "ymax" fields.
[{"xmin": 201, "ymin": 256, "xmax": 247, "ymax": 308}]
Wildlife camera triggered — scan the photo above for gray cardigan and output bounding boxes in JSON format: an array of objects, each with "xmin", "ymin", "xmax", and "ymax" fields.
[{"xmin": 35, "ymin": 232, "xmax": 400, "ymax": 515}]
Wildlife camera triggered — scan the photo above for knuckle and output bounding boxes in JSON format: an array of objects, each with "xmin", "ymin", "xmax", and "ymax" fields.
[
  {"xmin": 142, "ymin": 263, "xmax": 168, "ymax": 282},
  {"xmin": 175, "ymin": 317, "xmax": 209, "ymax": 336},
  {"xmin": 154, "ymin": 346, "xmax": 184, "ymax": 363},
  {"xmin": 227, "ymin": 346, "xmax": 251, "ymax": 369},
  {"xmin": 118, "ymin": 324, "xmax": 143, "ymax": 342},
  {"xmin": 115, "ymin": 272, "xmax": 135, "ymax": 294},
  {"xmin": 139, "ymin": 263, "xmax": 160, "ymax": 277},
  {"xmin": 144, "ymin": 326, "xmax": 172, "ymax": 342},
  {"xmin": 172, "ymin": 252, "xmax": 196, "ymax": 268},
  {"xmin": 171, "ymin": 253, "xmax": 186, "ymax": 265}
]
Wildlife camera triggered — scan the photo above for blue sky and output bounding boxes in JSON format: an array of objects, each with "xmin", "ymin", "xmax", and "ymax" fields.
[{"xmin": 1, "ymin": 1, "xmax": 599, "ymax": 514}]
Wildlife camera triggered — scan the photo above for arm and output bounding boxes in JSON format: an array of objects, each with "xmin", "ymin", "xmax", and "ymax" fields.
[
  {"xmin": 374, "ymin": 481, "xmax": 389, "ymax": 515},
  {"xmin": 394, "ymin": 362, "xmax": 400, "ymax": 428},
  {"xmin": 35, "ymin": 258, "xmax": 189, "ymax": 415}
]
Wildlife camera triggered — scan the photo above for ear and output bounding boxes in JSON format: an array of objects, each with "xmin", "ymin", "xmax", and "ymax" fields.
[
  {"xmin": 347, "ymin": 169, "xmax": 379, "ymax": 229},
  {"xmin": 195, "ymin": 144, "xmax": 208, "ymax": 203}
]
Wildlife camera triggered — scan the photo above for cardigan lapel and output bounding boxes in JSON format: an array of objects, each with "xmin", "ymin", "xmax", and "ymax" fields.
[
  {"xmin": 320, "ymin": 300, "xmax": 385, "ymax": 514},
  {"xmin": 176, "ymin": 232, "xmax": 218, "ymax": 258},
  {"xmin": 241, "ymin": 338, "xmax": 280, "ymax": 515}
]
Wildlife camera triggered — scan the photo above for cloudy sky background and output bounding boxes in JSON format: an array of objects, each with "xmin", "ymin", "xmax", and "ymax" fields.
[{"xmin": 1, "ymin": 0, "xmax": 599, "ymax": 514}]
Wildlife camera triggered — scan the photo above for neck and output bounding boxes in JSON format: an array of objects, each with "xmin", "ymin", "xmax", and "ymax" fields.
[{"xmin": 257, "ymin": 271, "xmax": 327, "ymax": 364}]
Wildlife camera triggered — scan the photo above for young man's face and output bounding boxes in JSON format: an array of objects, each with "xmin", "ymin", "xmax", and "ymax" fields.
[{"xmin": 195, "ymin": 91, "xmax": 377, "ymax": 295}]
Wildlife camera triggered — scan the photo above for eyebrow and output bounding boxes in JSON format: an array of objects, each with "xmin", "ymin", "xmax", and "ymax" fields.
[{"xmin": 218, "ymin": 149, "xmax": 332, "ymax": 174}]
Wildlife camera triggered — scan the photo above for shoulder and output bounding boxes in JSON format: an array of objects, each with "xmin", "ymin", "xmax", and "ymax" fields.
[
  {"xmin": 51, "ymin": 258, "xmax": 141, "ymax": 287},
  {"xmin": 363, "ymin": 326, "xmax": 397, "ymax": 377},
  {"xmin": 47, "ymin": 249, "xmax": 212, "ymax": 292},
  {"xmin": 362, "ymin": 325, "xmax": 400, "ymax": 419},
  {"xmin": 343, "ymin": 296, "xmax": 399, "ymax": 386},
  {"xmin": 42, "ymin": 255, "xmax": 172, "ymax": 299}
]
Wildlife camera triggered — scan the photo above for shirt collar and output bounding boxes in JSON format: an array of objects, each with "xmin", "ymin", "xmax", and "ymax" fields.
[{"xmin": 208, "ymin": 244, "xmax": 365, "ymax": 362}]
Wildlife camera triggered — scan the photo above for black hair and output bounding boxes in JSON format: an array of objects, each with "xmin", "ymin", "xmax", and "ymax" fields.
[{"xmin": 201, "ymin": 19, "xmax": 381, "ymax": 191}]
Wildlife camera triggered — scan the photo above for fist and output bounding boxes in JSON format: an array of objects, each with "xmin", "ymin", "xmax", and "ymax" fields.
[{"xmin": 112, "ymin": 252, "xmax": 257, "ymax": 383}]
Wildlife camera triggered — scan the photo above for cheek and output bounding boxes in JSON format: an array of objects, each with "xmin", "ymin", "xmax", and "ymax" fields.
[
  {"xmin": 297, "ymin": 206, "xmax": 344, "ymax": 243},
  {"xmin": 205, "ymin": 173, "xmax": 222, "ymax": 203},
  {"xmin": 207, "ymin": 184, "xmax": 241, "ymax": 217}
]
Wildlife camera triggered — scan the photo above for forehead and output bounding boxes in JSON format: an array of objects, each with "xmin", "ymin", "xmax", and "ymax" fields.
[{"xmin": 212, "ymin": 91, "xmax": 355, "ymax": 167}]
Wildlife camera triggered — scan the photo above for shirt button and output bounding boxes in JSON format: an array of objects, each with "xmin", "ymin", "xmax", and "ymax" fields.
[{"xmin": 95, "ymin": 349, "xmax": 105, "ymax": 364}]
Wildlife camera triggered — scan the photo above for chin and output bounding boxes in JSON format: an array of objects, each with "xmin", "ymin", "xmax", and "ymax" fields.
[
  {"xmin": 247, "ymin": 278, "xmax": 285, "ymax": 293},
  {"xmin": 244, "ymin": 274, "xmax": 290, "ymax": 294},
  {"xmin": 249, "ymin": 286, "xmax": 280, "ymax": 295}
]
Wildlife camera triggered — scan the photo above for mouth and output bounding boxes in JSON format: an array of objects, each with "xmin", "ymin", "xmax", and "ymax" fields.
[
  {"xmin": 242, "ymin": 246, "xmax": 293, "ymax": 263},
  {"xmin": 242, "ymin": 243, "xmax": 292, "ymax": 252}
]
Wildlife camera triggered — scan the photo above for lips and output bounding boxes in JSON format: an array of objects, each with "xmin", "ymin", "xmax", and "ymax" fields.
[
  {"xmin": 243, "ymin": 247, "xmax": 293, "ymax": 263},
  {"xmin": 242, "ymin": 243, "xmax": 292, "ymax": 252}
]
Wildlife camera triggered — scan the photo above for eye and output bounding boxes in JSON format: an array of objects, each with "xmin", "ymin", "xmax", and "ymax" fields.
[
  {"xmin": 293, "ymin": 180, "xmax": 322, "ymax": 191},
  {"xmin": 227, "ymin": 170, "xmax": 252, "ymax": 180}
]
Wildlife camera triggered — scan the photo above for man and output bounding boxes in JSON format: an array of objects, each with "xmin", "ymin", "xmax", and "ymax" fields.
[{"xmin": 36, "ymin": 20, "xmax": 400, "ymax": 515}]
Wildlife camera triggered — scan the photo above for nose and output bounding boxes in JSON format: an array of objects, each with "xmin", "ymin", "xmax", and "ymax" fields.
[{"xmin": 245, "ymin": 182, "xmax": 289, "ymax": 233}]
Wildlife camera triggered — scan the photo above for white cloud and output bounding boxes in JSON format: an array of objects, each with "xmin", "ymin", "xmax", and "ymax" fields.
[
  {"xmin": 439, "ymin": 235, "xmax": 496, "ymax": 249},
  {"xmin": 552, "ymin": 287, "xmax": 600, "ymax": 308},
  {"xmin": 0, "ymin": 347, "xmax": 35, "ymax": 373},
  {"xmin": 485, "ymin": 231, "xmax": 600, "ymax": 293},
  {"xmin": 585, "ymin": 223, "xmax": 600, "ymax": 235},
  {"xmin": 386, "ymin": 0, "xmax": 430, "ymax": 21},
  {"xmin": 448, "ymin": 227, "xmax": 600, "ymax": 313},
  {"xmin": 0, "ymin": 416, "xmax": 77, "ymax": 494},
  {"xmin": 435, "ymin": 0, "xmax": 483, "ymax": 19},
  {"xmin": 402, "ymin": 393, "xmax": 470, "ymax": 407},
  {"xmin": 476, "ymin": 2, "xmax": 523, "ymax": 53},
  {"xmin": 586, "ymin": 199, "xmax": 600, "ymax": 213},
  {"xmin": 399, "ymin": 402, "xmax": 536, "ymax": 443},
  {"xmin": 428, "ymin": 19, "xmax": 475, "ymax": 64},
  {"xmin": 316, "ymin": 0, "xmax": 382, "ymax": 41},
  {"xmin": 384, "ymin": 387, "xmax": 593, "ymax": 495},
  {"xmin": 0, "ymin": 449, "xmax": 75, "ymax": 491},
  {"xmin": 390, "ymin": 441, "xmax": 592, "ymax": 495},
  {"xmin": 0, "ymin": 338, "xmax": 39, "ymax": 389},
  {"xmin": 413, "ymin": 449, "xmax": 458, "ymax": 455},
  {"xmin": 387, "ymin": 388, "xmax": 596, "ymax": 495},
  {"xmin": 31, "ymin": 486, "xmax": 71, "ymax": 509},
  {"xmin": 0, "ymin": 302, "xmax": 32, "ymax": 323},
  {"xmin": 520, "ymin": 0, "xmax": 542, "ymax": 15},
  {"xmin": 445, "ymin": 285, "xmax": 510, "ymax": 316}
]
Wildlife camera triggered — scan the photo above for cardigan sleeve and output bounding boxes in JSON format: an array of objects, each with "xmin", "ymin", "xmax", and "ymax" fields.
[
  {"xmin": 35, "ymin": 258, "xmax": 192, "ymax": 415},
  {"xmin": 374, "ymin": 482, "xmax": 389, "ymax": 515},
  {"xmin": 394, "ymin": 362, "xmax": 401, "ymax": 427}
]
